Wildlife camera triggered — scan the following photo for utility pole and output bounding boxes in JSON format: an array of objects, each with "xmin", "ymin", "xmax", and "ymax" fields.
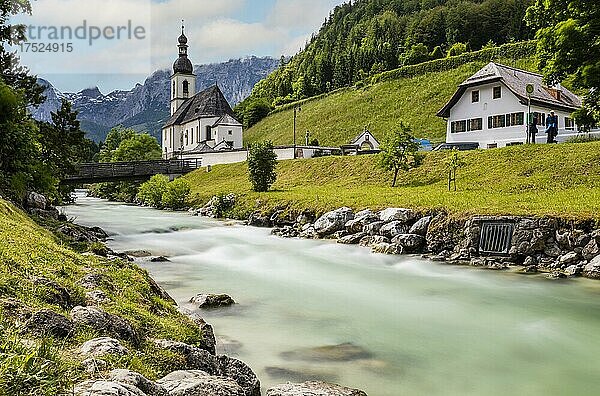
[
  {"xmin": 526, "ymin": 84, "xmax": 534, "ymax": 144},
  {"xmin": 293, "ymin": 105, "xmax": 301, "ymax": 158}
]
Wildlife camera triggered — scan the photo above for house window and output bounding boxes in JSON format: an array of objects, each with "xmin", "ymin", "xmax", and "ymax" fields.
[
  {"xmin": 468, "ymin": 118, "xmax": 483, "ymax": 131},
  {"xmin": 487, "ymin": 143, "xmax": 498, "ymax": 149},
  {"xmin": 205, "ymin": 126, "xmax": 212, "ymax": 141},
  {"xmin": 533, "ymin": 112, "xmax": 546, "ymax": 126},
  {"xmin": 493, "ymin": 86, "xmax": 502, "ymax": 99},
  {"xmin": 472, "ymin": 90, "xmax": 480, "ymax": 103},
  {"xmin": 565, "ymin": 117, "xmax": 575, "ymax": 130},
  {"xmin": 451, "ymin": 120, "xmax": 467, "ymax": 133},
  {"xmin": 506, "ymin": 112, "xmax": 524, "ymax": 126},
  {"xmin": 488, "ymin": 114, "xmax": 506, "ymax": 129}
]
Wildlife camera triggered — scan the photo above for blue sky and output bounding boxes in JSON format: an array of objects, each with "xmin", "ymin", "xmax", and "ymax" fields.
[{"xmin": 11, "ymin": 0, "xmax": 343, "ymax": 93}]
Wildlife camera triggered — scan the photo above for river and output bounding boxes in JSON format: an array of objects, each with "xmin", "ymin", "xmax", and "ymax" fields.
[{"xmin": 62, "ymin": 193, "xmax": 600, "ymax": 395}]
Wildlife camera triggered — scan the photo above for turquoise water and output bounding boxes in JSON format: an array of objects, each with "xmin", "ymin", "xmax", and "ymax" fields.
[{"xmin": 63, "ymin": 193, "xmax": 600, "ymax": 395}]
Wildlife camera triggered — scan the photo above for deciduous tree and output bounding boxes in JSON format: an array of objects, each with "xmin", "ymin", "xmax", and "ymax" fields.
[{"xmin": 379, "ymin": 122, "xmax": 424, "ymax": 187}]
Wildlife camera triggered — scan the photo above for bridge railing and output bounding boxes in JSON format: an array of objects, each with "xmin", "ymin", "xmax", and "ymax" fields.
[{"xmin": 65, "ymin": 159, "xmax": 202, "ymax": 182}]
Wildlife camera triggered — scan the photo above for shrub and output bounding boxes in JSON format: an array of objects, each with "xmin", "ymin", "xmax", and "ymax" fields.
[
  {"xmin": 137, "ymin": 175, "xmax": 169, "ymax": 208},
  {"xmin": 248, "ymin": 141, "xmax": 277, "ymax": 192},
  {"xmin": 161, "ymin": 178, "xmax": 191, "ymax": 210},
  {"xmin": 447, "ymin": 42, "xmax": 468, "ymax": 57}
]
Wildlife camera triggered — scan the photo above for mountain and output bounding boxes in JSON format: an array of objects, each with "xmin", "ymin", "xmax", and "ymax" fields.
[{"xmin": 33, "ymin": 56, "xmax": 279, "ymax": 142}]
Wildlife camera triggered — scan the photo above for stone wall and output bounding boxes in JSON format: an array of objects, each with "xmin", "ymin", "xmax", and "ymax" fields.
[{"xmin": 195, "ymin": 197, "xmax": 600, "ymax": 281}]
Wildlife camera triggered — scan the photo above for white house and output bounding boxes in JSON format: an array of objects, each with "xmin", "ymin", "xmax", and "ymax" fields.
[
  {"xmin": 162, "ymin": 26, "xmax": 243, "ymax": 159},
  {"xmin": 437, "ymin": 62, "xmax": 582, "ymax": 149}
]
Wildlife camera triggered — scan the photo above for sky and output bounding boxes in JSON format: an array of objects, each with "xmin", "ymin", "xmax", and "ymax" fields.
[{"xmin": 10, "ymin": 0, "xmax": 344, "ymax": 93}]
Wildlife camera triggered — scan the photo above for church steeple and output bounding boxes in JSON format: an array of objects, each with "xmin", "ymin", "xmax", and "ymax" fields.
[{"xmin": 171, "ymin": 20, "xmax": 196, "ymax": 115}]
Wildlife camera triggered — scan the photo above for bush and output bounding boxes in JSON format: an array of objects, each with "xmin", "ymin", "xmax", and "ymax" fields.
[
  {"xmin": 161, "ymin": 178, "xmax": 191, "ymax": 209},
  {"xmin": 565, "ymin": 134, "xmax": 600, "ymax": 144},
  {"xmin": 447, "ymin": 42, "xmax": 468, "ymax": 57},
  {"xmin": 248, "ymin": 141, "xmax": 277, "ymax": 192},
  {"xmin": 372, "ymin": 41, "xmax": 536, "ymax": 84},
  {"xmin": 137, "ymin": 175, "xmax": 169, "ymax": 208}
]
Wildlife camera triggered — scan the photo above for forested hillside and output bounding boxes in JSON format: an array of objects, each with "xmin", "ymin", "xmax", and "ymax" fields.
[{"xmin": 236, "ymin": 0, "xmax": 533, "ymax": 126}]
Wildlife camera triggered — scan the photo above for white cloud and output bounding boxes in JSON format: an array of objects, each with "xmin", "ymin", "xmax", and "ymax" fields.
[{"xmin": 18, "ymin": 0, "xmax": 346, "ymax": 91}]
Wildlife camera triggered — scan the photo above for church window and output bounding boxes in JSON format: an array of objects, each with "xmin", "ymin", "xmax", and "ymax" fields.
[
  {"xmin": 228, "ymin": 130, "xmax": 232, "ymax": 135},
  {"xmin": 206, "ymin": 126, "xmax": 211, "ymax": 141},
  {"xmin": 172, "ymin": 81, "xmax": 175, "ymax": 98},
  {"xmin": 183, "ymin": 80, "xmax": 189, "ymax": 98},
  {"xmin": 196, "ymin": 126, "xmax": 199, "ymax": 141}
]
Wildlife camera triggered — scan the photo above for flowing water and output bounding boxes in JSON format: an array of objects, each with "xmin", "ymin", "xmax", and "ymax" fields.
[{"xmin": 63, "ymin": 193, "xmax": 600, "ymax": 395}]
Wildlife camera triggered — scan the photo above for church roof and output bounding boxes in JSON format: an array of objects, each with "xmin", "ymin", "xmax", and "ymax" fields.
[
  {"xmin": 184, "ymin": 142, "xmax": 217, "ymax": 154},
  {"xmin": 164, "ymin": 85, "xmax": 240, "ymax": 128},
  {"xmin": 437, "ymin": 62, "xmax": 582, "ymax": 118},
  {"xmin": 212, "ymin": 114, "xmax": 242, "ymax": 127}
]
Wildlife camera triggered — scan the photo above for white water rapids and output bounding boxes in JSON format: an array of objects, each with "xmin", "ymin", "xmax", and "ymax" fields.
[{"xmin": 62, "ymin": 193, "xmax": 600, "ymax": 395}]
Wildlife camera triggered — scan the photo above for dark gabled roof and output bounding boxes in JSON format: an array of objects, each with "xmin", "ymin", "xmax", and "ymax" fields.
[
  {"xmin": 183, "ymin": 142, "xmax": 217, "ymax": 154},
  {"xmin": 212, "ymin": 114, "xmax": 242, "ymax": 127},
  {"xmin": 164, "ymin": 85, "xmax": 238, "ymax": 127},
  {"xmin": 437, "ymin": 62, "xmax": 582, "ymax": 118}
]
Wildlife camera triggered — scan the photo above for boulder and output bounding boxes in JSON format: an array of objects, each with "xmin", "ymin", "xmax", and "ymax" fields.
[
  {"xmin": 371, "ymin": 243, "xmax": 402, "ymax": 255},
  {"xmin": 150, "ymin": 256, "xmax": 170, "ymax": 263},
  {"xmin": 80, "ymin": 337, "xmax": 128, "ymax": 357},
  {"xmin": 470, "ymin": 257, "xmax": 508, "ymax": 270},
  {"xmin": 86, "ymin": 290, "xmax": 110, "ymax": 305},
  {"xmin": 267, "ymin": 381, "xmax": 367, "ymax": 396},
  {"xmin": 216, "ymin": 355, "xmax": 261, "ymax": 396},
  {"xmin": 564, "ymin": 265, "xmax": 582, "ymax": 277},
  {"xmin": 582, "ymin": 238, "xmax": 600, "ymax": 261},
  {"xmin": 71, "ymin": 306, "xmax": 136, "ymax": 342},
  {"xmin": 362, "ymin": 221, "xmax": 384, "ymax": 236},
  {"xmin": 337, "ymin": 232, "xmax": 366, "ymax": 245},
  {"xmin": 109, "ymin": 369, "xmax": 169, "ymax": 396},
  {"xmin": 345, "ymin": 210, "xmax": 379, "ymax": 233},
  {"xmin": 177, "ymin": 308, "xmax": 217, "ymax": 355},
  {"xmin": 314, "ymin": 207, "xmax": 354, "ymax": 237},
  {"xmin": 358, "ymin": 235, "xmax": 389, "ymax": 248},
  {"xmin": 74, "ymin": 380, "xmax": 147, "ymax": 396},
  {"xmin": 248, "ymin": 211, "xmax": 272, "ymax": 228},
  {"xmin": 189, "ymin": 294, "xmax": 235, "ymax": 309},
  {"xmin": 26, "ymin": 191, "xmax": 47, "ymax": 209},
  {"xmin": 32, "ymin": 276, "xmax": 74, "ymax": 308},
  {"xmin": 153, "ymin": 339, "xmax": 218, "ymax": 374},
  {"xmin": 379, "ymin": 208, "xmax": 416, "ymax": 223},
  {"xmin": 409, "ymin": 216, "xmax": 432, "ymax": 236},
  {"xmin": 124, "ymin": 250, "xmax": 153, "ymax": 258},
  {"xmin": 583, "ymin": 255, "xmax": 600, "ymax": 279},
  {"xmin": 158, "ymin": 370, "xmax": 244, "ymax": 396},
  {"xmin": 23, "ymin": 309, "xmax": 73, "ymax": 338},
  {"xmin": 391, "ymin": 234, "xmax": 425, "ymax": 253},
  {"xmin": 558, "ymin": 251, "xmax": 580, "ymax": 266},
  {"xmin": 379, "ymin": 221, "xmax": 409, "ymax": 239},
  {"xmin": 79, "ymin": 273, "xmax": 105, "ymax": 290}
]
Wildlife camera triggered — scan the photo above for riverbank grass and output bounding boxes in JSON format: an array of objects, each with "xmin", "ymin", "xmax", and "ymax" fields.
[
  {"xmin": 0, "ymin": 199, "xmax": 202, "ymax": 394},
  {"xmin": 185, "ymin": 141, "xmax": 600, "ymax": 220}
]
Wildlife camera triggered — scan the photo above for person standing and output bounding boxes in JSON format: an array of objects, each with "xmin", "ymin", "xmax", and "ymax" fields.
[
  {"xmin": 546, "ymin": 110, "xmax": 559, "ymax": 143},
  {"xmin": 529, "ymin": 115, "xmax": 538, "ymax": 144}
]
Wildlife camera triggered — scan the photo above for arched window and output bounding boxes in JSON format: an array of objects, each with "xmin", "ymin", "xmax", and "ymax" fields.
[
  {"xmin": 172, "ymin": 81, "xmax": 176, "ymax": 98},
  {"xmin": 183, "ymin": 80, "xmax": 189, "ymax": 97}
]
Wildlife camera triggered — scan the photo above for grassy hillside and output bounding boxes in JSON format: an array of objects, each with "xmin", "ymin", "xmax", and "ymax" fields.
[
  {"xmin": 186, "ymin": 142, "xmax": 600, "ymax": 220},
  {"xmin": 0, "ymin": 200, "xmax": 202, "ymax": 394},
  {"xmin": 244, "ymin": 56, "xmax": 536, "ymax": 146}
]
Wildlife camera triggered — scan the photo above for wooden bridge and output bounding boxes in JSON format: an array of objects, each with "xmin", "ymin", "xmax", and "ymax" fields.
[{"xmin": 62, "ymin": 159, "xmax": 202, "ymax": 184}]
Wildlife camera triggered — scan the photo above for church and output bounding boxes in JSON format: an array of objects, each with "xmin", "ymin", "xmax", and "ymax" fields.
[{"xmin": 162, "ymin": 26, "xmax": 243, "ymax": 159}]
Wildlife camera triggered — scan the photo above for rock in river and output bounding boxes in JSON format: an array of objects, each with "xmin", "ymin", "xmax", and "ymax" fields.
[
  {"xmin": 267, "ymin": 381, "xmax": 368, "ymax": 396},
  {"xmin": 280, "ymin": 343, "xmax": 373, "ymax": 362},
  {"xmin": 189, "ymin": 293, "xmax": 236, "ymax": 309}
]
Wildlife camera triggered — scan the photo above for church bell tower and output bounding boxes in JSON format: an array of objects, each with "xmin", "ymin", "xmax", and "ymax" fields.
[{"xmin": 171, "ymin": 22, "xmax": 196, "ymax": 115}]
